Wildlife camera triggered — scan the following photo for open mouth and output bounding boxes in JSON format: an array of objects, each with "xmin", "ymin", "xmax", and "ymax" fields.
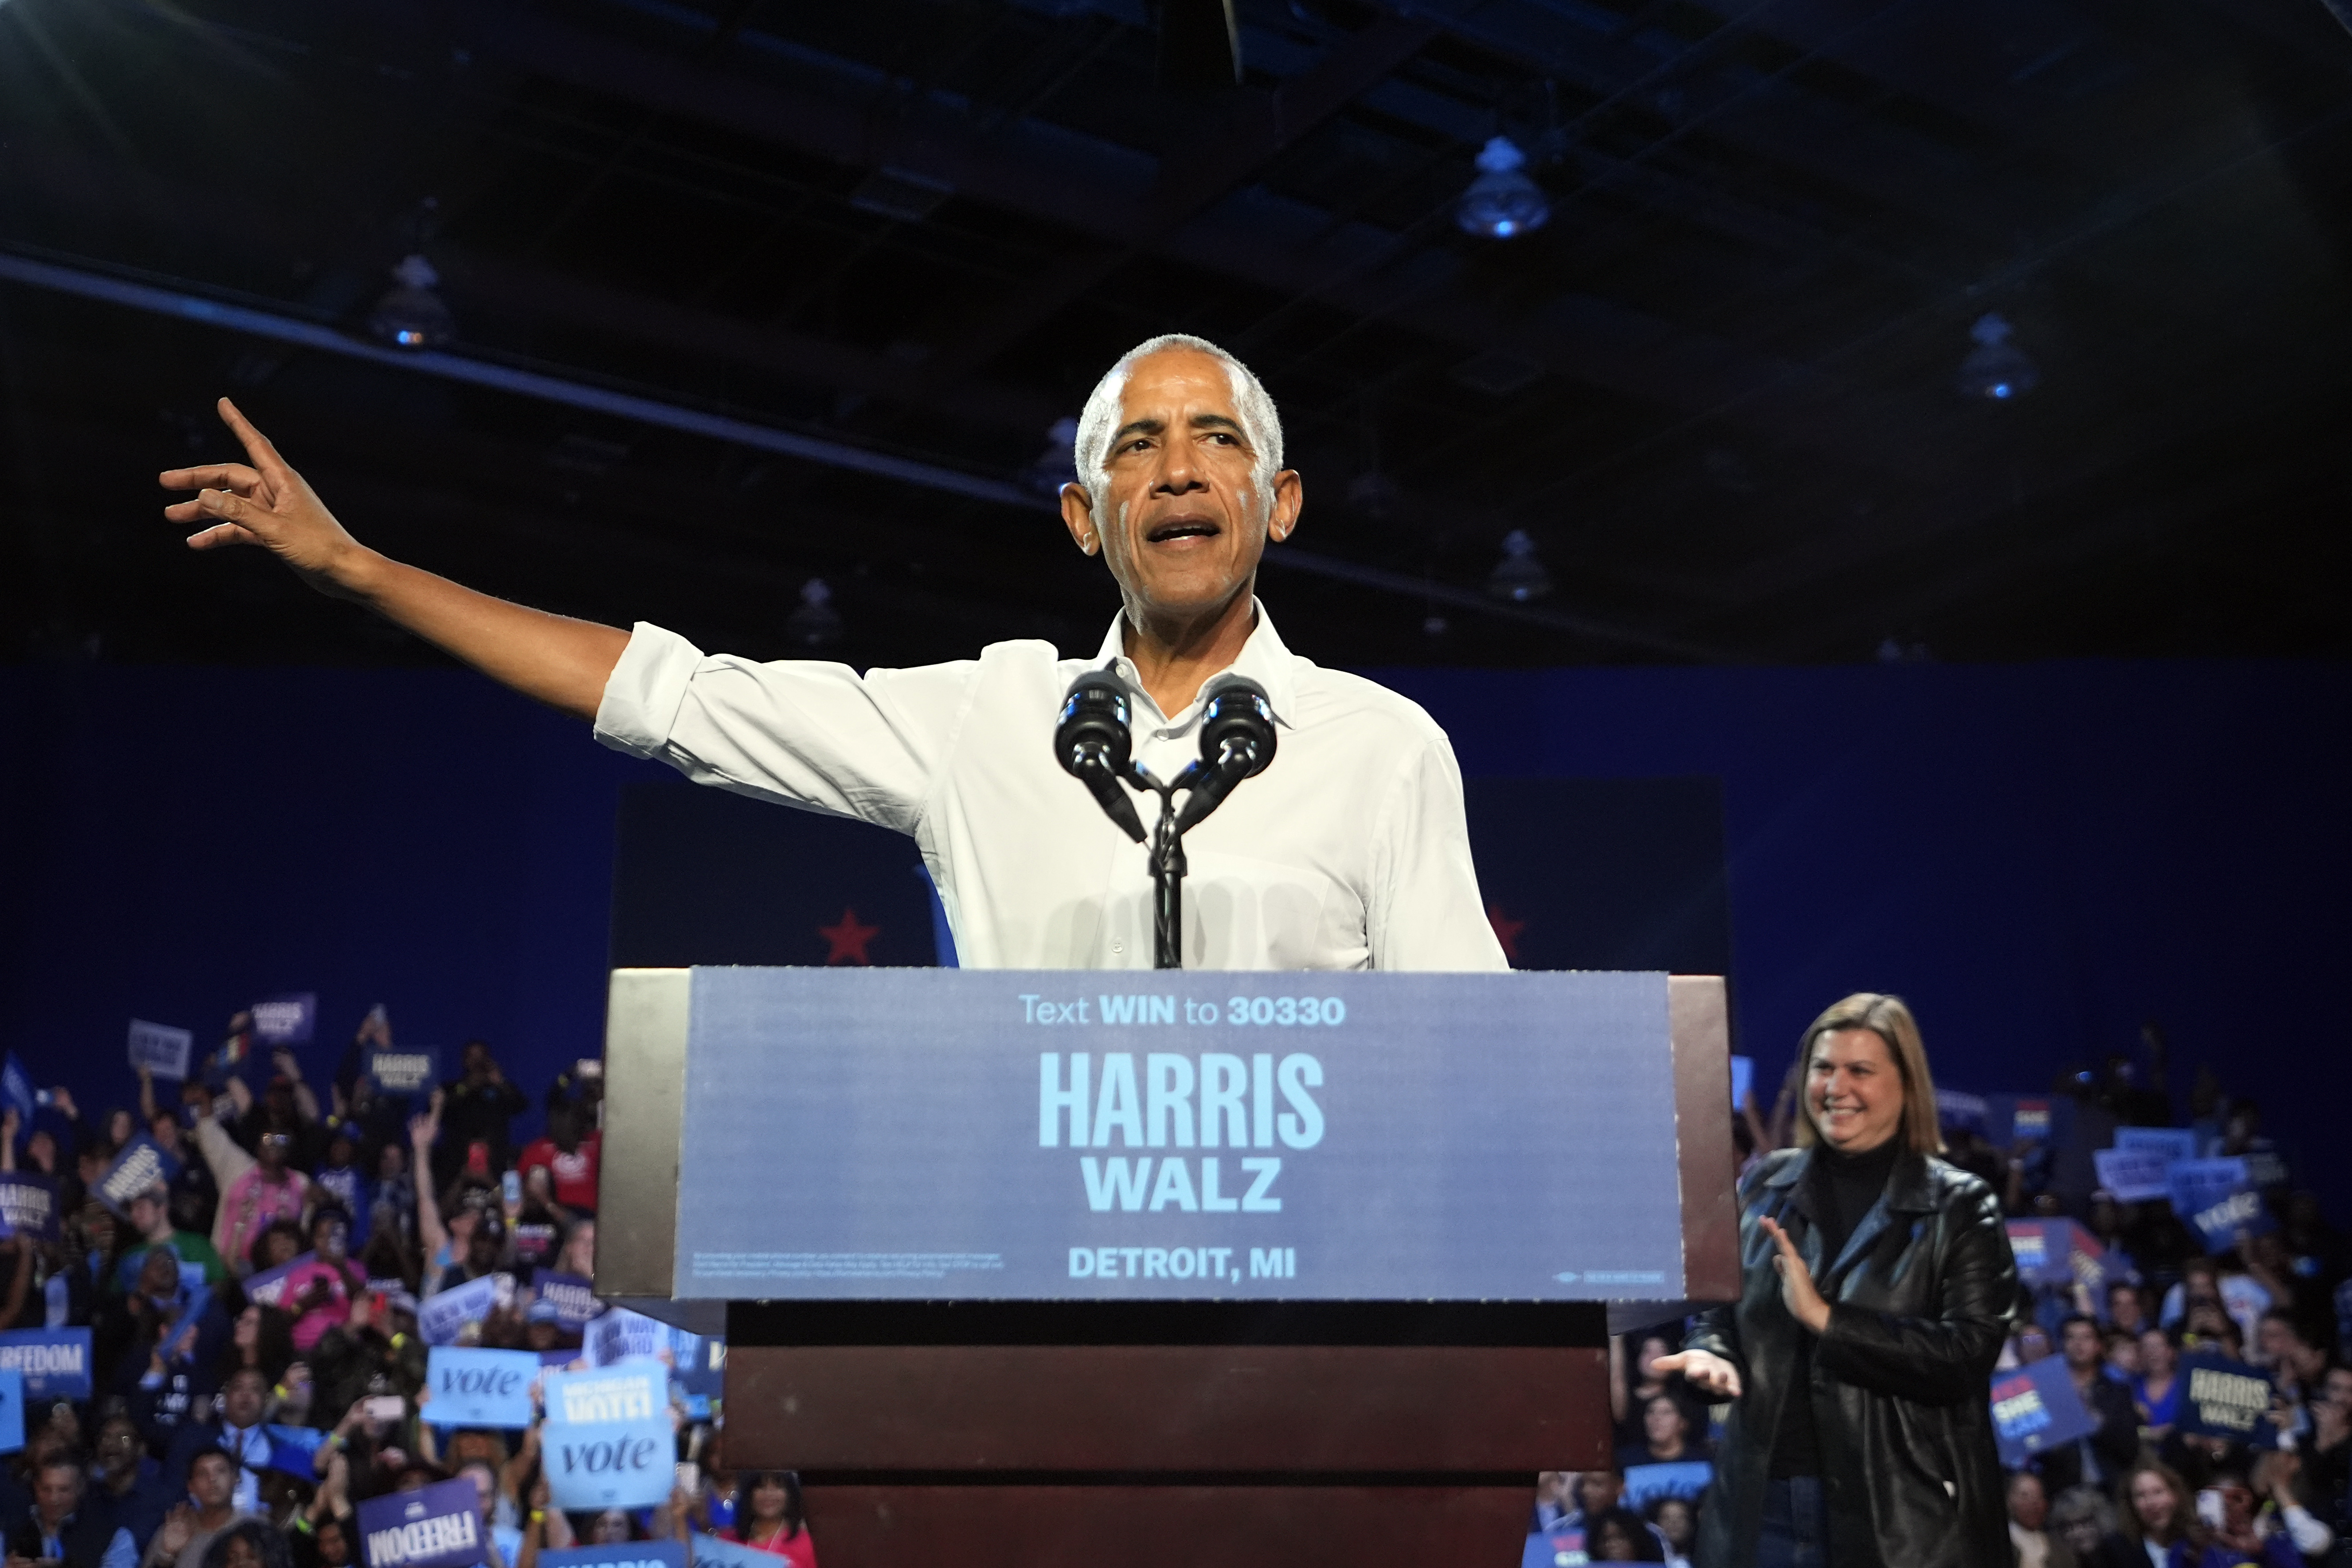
[{"xmin": 1146, "ymin": 516, "xmax": 1221, "ymax": 543}]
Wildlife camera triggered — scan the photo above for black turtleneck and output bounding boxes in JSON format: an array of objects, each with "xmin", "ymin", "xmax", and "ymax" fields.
[{"xmin": 1768, "ymin": 1135, "xmax": 1904, "ymax": 1479}]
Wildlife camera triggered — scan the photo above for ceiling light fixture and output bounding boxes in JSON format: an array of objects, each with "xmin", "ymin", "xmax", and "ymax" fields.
[
  {"xmin": 1955, "ymin": 313, "xmax": 2039, "ymax": 401},
  {"xmin": 1486, "ymin": 528, "xmax": 1553, "ymax": 602},
  {"xmin": 1457, "ymin": 137, "xmax": 1549, "ymax": 240},
  {"xmin": 367, "ymin": 255, "xmax": 456, "ymax": 350}
]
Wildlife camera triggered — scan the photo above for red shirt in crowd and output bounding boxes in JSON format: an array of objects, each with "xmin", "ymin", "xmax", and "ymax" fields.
[{"xmin": 516, "ymin": 1130, "xmax": 602, "ymax": 1210}]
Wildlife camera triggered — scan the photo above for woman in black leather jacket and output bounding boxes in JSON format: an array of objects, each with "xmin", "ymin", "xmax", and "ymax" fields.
[{"xmin": 1657, "ymin": 993, "xmax": 2017, "ymax": 1568}]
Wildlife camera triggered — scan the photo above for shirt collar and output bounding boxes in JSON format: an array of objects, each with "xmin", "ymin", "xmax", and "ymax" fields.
[{"xmin": 1091, "ymin": 598, "xmax": 1299, "ymax": 730}]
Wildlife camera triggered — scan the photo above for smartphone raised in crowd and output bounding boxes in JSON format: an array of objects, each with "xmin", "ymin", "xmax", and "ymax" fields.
[
  {"xmin": 577, "ymin": 1058, "xmax": 604, "ymax": 1080},
  {"xmin": 503, "ymin": 1169, "xmax": 523, "ymax": 1207},
  {"xmin": 364, "ymin": 1395, "xmax": 405, "ymax": 1423}
]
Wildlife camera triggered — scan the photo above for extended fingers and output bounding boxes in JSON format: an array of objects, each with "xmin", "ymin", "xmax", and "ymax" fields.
[
  {"xmin": 185, "ymin": 520, "xmax": 260, "ymax": 551},
  {"xmin": 217, "ymin": 396, "xmax": 295, "ymax": 478},
  {"xmin": 160, "ymin": 461, "xmax": 263, "ymax": 495}
]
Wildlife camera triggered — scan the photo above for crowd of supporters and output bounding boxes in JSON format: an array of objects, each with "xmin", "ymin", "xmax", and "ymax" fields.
[
  {"xmin": 0, "ymin": 1009, "xmax": 815, "ymax": 1568},
  {"xmin": 1530, "ymin": 1038, "xmax": 2351, "ymax": 1568}
]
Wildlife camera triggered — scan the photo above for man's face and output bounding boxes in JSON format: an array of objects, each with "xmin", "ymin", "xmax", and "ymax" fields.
[
  {"xmin": 2007, "ymin": 1474, "xmax": 2047, "ymax": 1531},
  {"xmin": 98, "ymin": 1420, "xmax": 142, "ymax": 1478},
  {"xmin": 257, "ymin": 1131, "xmax": 291, "ymax": 1171},
  {"xmin": 223, "ymin": 1370, "xmax": 267, "ymax": 1427},
  {"xmin": 2324, "ymin": 1368, "xmax": 2352, "ymax": 1416},
  {"xmin": 132, "ymin": 1193, "xmax": 169, "ymax": 1237},
  {"xmin": 190, "ymin": 1455, "xmax": 235, "ymax": 1509},
  {"xmin": 2062, "ymin": 1320, "xmax": 2102, "ymax": 1369},
  {"xmin": 1576, "ymin": 1470, "xmax": 1621, "ymax": 1515},
  {"xmin": 2110, "ymin": 1286, "xmax": 2142, "ymax": 1328},
  {"xmin": 1062, "ymin": 349, "xmax": 1300, "ymax": 634},
  {"xmin": 35, "ymin": 1462, "xmax": 82, "ymax": 1523}
]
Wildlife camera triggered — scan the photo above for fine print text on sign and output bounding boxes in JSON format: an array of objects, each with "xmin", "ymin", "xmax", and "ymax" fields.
[
  {"xmin": 542, "ymin": 1364, "xmax": 672, "ymax": 1511},
  {"xmin": 670, "ymin": 968, "xmax": 1687, "ymax": 1303},
  {"xmin": 128, "ymin": 1020, "xmax": 194, "ymax": 1081}
]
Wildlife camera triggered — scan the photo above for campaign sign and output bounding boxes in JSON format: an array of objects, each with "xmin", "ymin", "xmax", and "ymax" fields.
[
  {"xmin": 2168, "ymin": 1158, "xmax": 2274, "ymax": 1247},
  {"xmin": 243, "ymin": 1252, "xmax": 314, "ymax": 1309},
  {"xmin": 424, "ymin": 1348, "xmax": 539, "ymax": 1428},
  {"xmin": 0, "ymin": 1329, "xmax": 93, "ymax": 1400},
  {"xmin": 0, "ymin": 1175, "xmax": 59, "ymax": 1243},
  {"xmin": 0, "ymin": 1056, "xmax": 35, "ymax": 1126},
  {"xmin": 1992, "ymin": 1356, "xmax": 2098, "ymax": 1466},
  {"xmin": 543, "ymin": 1546, "xmax": 686, "ymax": 1568},
  {"xmin": 1622, "ymin": 1460, "xmax": 1712, "ymax": 1509},
  {"xmin": 0, "ymin": 1368, "xmax": 20, "ymax": 1455},
  {"xmin": 251, "ymin": 993, "xmax": 317, "ymax": 1046},
  {"xmin": 1937, "ymin": 1090, "xmax": 1989, "ymax": 1132},
  {"xmin": 418, "ymin": 1273, "xmax": 508, "ymax": 1346},
  {"xmin": 587, "ymin": 1307, "xmax": 671, "ymax": 1369},
  {"xmin": 2178, "ymin": 1354, "xmax": 2277, "ymax": 1442},
  {"xmin": 1986, "ymin": 1093, "xmax": 2074, "ymax": 1149},
  {"xmin": 535, "ymin": 1273, "xmax": 599, "ymax": 1332},
  {"xmin": 2115, "ymin": 1127, "xmax": 2199, "ymax": 1163},
  {"xmin": 688, "ymin": 1537, "xmax": 771, "ymax": 1568},
  {"xmin": 129, "ymin": 1020, "xmax": 195, "ymax": 1080},
  {"xmin": 542, "ymin": 1364, "xmax": 672, "ymax": 1511},
  {"xmin": 672, "ymin": 1335, "xmax": 724, "ymax": 1402},
  {"xmin": 366, "ymin": 1048, "xmax": 443, "ymax": 1098},
  {"xmin": 358, "ymin": 1476, "xmax": 486, "ymax": 1568},
  {"xmin": 264, "ymin": 1423, "xmax": 327, "ymax": 1475},
  {"xmin": 2094, "ymin": 1146, "xmax": 2172, "ymax": 1204},
  {"xmin": 94, "ymin": 1136, "xmax": 183, "ymax": 1216},
  {"xmin": 668, "ymin": 968, "xmax": 1688, "ymax": 1303}
]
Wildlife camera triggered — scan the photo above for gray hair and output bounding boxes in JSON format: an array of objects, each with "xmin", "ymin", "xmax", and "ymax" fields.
[{"xmin": 1071, "ymin": 333, "xmax": 1285, "ymax": 514}]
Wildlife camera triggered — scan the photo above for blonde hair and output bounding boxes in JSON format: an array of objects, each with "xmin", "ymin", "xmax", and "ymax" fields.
[{"xmin": 1793, "ymin": 992, "xmax": 1945, "ymax": 1154}]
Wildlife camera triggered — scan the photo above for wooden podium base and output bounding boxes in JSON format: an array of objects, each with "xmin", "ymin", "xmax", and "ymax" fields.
[{"xmin": 722, "ymin": 1305, "xmax": 1611, "ymax": 1568}]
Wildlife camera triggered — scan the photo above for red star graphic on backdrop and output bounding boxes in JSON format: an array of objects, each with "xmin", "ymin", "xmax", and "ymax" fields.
[
  {"xmin": 1485, "ymin": 903, "xmax": 1527, "ymax": 966},
  {"xmin": 817, "ymin": 907, "xmax": 880, "ymax": 965}
]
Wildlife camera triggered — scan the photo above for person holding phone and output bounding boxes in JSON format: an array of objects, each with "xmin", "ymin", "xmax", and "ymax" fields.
[{"xmin": 5, "ymin": 1453, "xmax": 121, "ymax": 1568}]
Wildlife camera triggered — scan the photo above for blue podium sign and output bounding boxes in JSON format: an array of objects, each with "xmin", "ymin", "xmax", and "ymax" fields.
[{"xmin": 663, "ymin": 968, "xmax": 1688, "ymax": 1303}]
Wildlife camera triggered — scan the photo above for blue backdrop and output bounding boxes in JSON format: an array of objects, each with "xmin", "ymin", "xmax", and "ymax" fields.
[{"xmin": 1, "ymin": 657, "xmax": 2344, "ymax": 1212}]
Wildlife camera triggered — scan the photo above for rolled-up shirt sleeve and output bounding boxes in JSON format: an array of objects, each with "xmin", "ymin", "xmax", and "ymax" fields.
[{"xmin": 593, "ymin": 621, "xmax": 978, "ymax": 835}]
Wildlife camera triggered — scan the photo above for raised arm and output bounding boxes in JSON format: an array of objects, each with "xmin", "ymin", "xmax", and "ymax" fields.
[
  {"xmin": 163, "ymin": 399, "xmax": 628, "ymax": 719},
  {"xmin": 412, "ymin": 1100, "xmax": 449, "ymax": 1263}
]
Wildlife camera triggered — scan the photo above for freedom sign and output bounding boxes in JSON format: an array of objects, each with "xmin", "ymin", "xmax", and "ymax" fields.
[
  {"xmin": 2177, "ymin": 1354, "xmax": 2278, "ymax": 1443},
  {"xmin": 1991, "ymin": 1357, "xmax": 2099, "ymax": 1466},
  {"xmin": 94, "ymin": 1136, "xmax": 183, "ymax": 1216},
  {"xmin": 424, "ymin": 1348, "xmax": 539, "ymax": 1428},
  {"xmin": 2093, "ymin": 1145, "xmax": 2172, "ymax": 1204},
  {"xmin": 543, "ymin": 1547, "xmax": 686, "ymax": 1568},
  {"xmin": 359, "ymin": 1476, "xmax": 487, "ymax": 1568},
  {"xmin": 0, "ymin": 1369, "xmax": 20, "ymax": 1455},
  {"xmin": 0, "ymin": 1329, "xmax": 93, "ymax": 1400},
  {"xmin": 0, "ymin": 1175, "xmax": 59, "ymax": 1243},
  {"xmin": 543, "ymin": 1364, "xmax": 672, "ymax": 1510},
  {"xmin": 129, "ymin": 1020, "xmax": 195, "ymax": 1080}
]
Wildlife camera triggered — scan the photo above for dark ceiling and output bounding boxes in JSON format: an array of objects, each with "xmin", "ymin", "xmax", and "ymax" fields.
[{"xmin": 3, "ymin": 0, "xmax": 2349, "ymax": 671}]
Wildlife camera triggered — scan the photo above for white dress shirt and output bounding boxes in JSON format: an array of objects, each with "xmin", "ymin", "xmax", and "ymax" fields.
[{"xmin": 594, "ymin": 602, "xmax": 1506, "ymax": 972}]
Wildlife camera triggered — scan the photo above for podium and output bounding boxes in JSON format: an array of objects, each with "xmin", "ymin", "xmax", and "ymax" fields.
[{"xmin": 597, "ymin": 967, "xmax": 1737, "ymax": 1567}]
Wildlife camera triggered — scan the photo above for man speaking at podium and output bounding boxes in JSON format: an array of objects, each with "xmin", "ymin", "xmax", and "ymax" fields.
[{"xmin": 163, "ymin": 335, "xmax": 1506, "ymax": 974}]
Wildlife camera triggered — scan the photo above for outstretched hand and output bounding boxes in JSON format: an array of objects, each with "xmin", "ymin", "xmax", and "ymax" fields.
[
  {"xmin": 1758, "ymin": 1215, "xmax": 1832, "ymax": 1333},
  {"xmin": 161, "ymin": 399, "xmax": 368, "ymax": 596}
]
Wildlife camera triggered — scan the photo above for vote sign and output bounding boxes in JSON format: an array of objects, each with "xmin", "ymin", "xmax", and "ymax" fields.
[
  {"xmin": 128, "ymin": 1019, "xmax": 195, "ymax": 1080},
  {"xmin": 2168, "ymin": 1158, "xmax": 2274, "ymax": 1247},
  {"xmin": 358, "ymin": 1477, "xmax": 487, "ymax": 1568},
  {"xmin": 542, "ymin": 1362, "xmax": 671, "ymax": 1506},
  {"xmin": 0, "ymin": 1329, "xmax": 93, "ymax": 1400},
  {"xmin": 424, "ymin": 1348, "xmax": 540, "ymax": 1428},
  {"xmin": 2115, "ymin": 1127, "xmax": 2199, "ymax": 1163},
  {"xmin": 543, "ymin": 1546, "xmax": 687, "ymax": 1568},
  {"xmin": 1991, "ymin": 1357, "xmax": 2099, "ymax": 1467},
  {"xmin": 2177, "ymin": 1353, "xmax": 2278, "ymax": 1443}
]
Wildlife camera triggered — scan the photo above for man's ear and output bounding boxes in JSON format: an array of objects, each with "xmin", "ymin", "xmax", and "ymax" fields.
[
  {"xmin": 1266, "ymin": 469, "xmax": 1303, "ymax": 543},
  {"xmin": 1059, "ymin": 482, "xmax": 1100, "ymax": 556}
]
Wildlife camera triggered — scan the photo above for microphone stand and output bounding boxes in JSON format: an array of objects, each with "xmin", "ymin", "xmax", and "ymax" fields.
[{"xmin": 1127, "ymin": 766, "xmax": 1196, "ymax": 970}]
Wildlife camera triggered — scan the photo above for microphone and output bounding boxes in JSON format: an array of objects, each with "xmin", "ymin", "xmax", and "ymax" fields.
[
  {"xmin": 1173, "ymin": 676, "xmax": 1276, "ymax": 834},
  {"xmin": 1055, "ymin": 669, "xmax": 1147, "ymax": 843}
]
